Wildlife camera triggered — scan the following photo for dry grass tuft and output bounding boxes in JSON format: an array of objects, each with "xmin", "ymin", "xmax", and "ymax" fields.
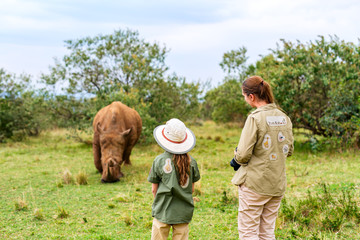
[
  {"xmin": 75, "ymin": 170, "xmax": 88, "ymax": 185},
  {"xmin": 214, "ymin": 136, "xmax": 224, "ymax": 142},
  {"xmin": 14, "ymin": 195, "xmax": 28, "ymax": 211},
  {"xmin": 112, "ymin": 193, "xmax": 130, "ymax": 203},
  {"xmin": 55, "ymin": 206, "xmax": 69, "ymax": 219},
  {"xmin": 62, "ymin": 169, "xmax": 74, "ymax": 184},
  {"xmin": 33, "ymin": 208, "xmax": 44, "ymax": 220},
  {"xmin": 194, "ymin": 180, "xmax": 202, "ymax": 196},
  {"xmin": 56, "ymin": 180, "xmax": 64, "ymax": 188},
  {"xmin": 145, "ymin": 220, "xmax": 153, "ymax": 229},
  {"xmin": 123, "ymin": 215, "xmax": 133, "ymax": 226}
]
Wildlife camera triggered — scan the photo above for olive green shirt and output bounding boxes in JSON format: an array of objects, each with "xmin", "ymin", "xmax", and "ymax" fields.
[
  {"xmin": 148, "ymin": 152, "xmax": 201, "ymax": 224},
  {"xmin": 232, "ymin": 103, "xmax": 294, "ymax": 196}
]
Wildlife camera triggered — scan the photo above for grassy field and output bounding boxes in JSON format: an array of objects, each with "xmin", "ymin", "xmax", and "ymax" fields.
[{"xmin": 0, "ymin": 121, "xmax": 359, "ymax": 239}]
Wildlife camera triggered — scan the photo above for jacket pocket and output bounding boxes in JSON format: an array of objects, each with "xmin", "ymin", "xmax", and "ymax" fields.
[{"xmin": 231, "ymin": 167, "xmax": 247, "ymax": 186}]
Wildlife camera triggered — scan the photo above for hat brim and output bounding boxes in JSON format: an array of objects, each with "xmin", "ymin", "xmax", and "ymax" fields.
[{"xmin": 153, "ymin": 125, "xmax": 196, "ymax": 154}]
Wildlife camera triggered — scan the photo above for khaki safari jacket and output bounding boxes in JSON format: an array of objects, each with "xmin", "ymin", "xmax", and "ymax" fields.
[{"xmin": 232, "ymin": 103, "xmax": 294, "ymax": 196}]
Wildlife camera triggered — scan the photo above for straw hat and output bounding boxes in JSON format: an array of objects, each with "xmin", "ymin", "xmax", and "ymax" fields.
[{"xmin": 153, "ymin": 118, "xmax": 196, "ymax": 154}]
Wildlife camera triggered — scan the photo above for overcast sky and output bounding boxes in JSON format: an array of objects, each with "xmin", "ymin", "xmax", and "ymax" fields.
[{"xmin": 1, "ymin": 0, "xmax": 360, "ymax": 87}]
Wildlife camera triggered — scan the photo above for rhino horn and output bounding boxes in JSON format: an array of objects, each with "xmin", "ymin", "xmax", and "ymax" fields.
[
  {"xmin": 105, "ymin": 161, "xmax": 111, "ymax": 179},
  {"xmin": 109, "ymin": 159, "xmax": 116, "ymax": 167}
]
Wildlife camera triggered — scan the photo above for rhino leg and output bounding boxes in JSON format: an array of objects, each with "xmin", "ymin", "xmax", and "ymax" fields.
[
  {"xmin": 123, "ymin": 146, "xmax": 133, "ymax": 165},
  {"xmin": 93, "ymin": 133, "xmax": 102, "ymax": 173}
]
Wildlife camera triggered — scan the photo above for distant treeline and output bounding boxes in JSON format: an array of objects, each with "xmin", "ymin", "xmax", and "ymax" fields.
[{"xmin": 1, "ymin": 30, "xmax": 359, "ymax": 147}]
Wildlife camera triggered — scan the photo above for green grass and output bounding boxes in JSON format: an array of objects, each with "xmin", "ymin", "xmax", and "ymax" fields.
[{"xmin": 0, "ymin": 122, "xmax": 359, "ymax": 239}]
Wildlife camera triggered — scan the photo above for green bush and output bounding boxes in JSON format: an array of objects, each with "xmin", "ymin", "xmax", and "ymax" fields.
[
  {"xmin": 204, "ymin": 78, "xmax": 250, "ymax": 123},
  {"xmin": 255, "ymin": 36, "xmax": 360, "ymax": 147},
  {"xmin": 0, "ymin": 69, "xmax": 49, "ymax": 142}
]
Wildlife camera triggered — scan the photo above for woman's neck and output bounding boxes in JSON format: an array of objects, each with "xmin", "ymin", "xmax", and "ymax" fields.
[{"xmin": 254, "ymin": 101, "xmax": 268, "ymax": 108}]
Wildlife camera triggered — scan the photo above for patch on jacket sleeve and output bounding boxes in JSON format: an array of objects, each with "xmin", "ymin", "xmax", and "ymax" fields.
[
  {"xmin": 262, "ymin": 134, "xmax": 271, "ymax": 150},
  {"xmin": 163, "ymin": 158, "xmax": 173, "ymax": 173},
  {"xmin": 278, "ymin": 131, "xmax": 285, "ymax": 142},
  {"xmin": 266, "ymin": 116, "xmax": 287, "ymax": 126},
  {"xmin": 282, "ymin": 144, "xmax": 289, "ymax": 155}
]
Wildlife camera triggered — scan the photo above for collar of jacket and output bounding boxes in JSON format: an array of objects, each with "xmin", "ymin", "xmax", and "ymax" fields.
[{"xmin": 251, "ymin": 103, "xmax": 278, "ymax": 115}]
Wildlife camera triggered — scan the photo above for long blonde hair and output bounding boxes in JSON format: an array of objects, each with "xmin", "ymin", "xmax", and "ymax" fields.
[{"xmin": 173, "ymin": 153, "xmax": 191, "ymax": 186}]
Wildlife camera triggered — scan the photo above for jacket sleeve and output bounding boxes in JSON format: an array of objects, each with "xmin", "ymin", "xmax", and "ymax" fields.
[
  {"xmin": 235, "ymin": 115, "xmax": 258, "ymax": 164},
  {"xmin": 286, "ymin": 117, "xmax": 294, "ymax": 157},
  {"xmin": 287, "ymin": 131, "xmax": 294, "ymax": 157},
  {"xmin": 191, "ymin": 159, "xmax": 201, "ymax": 183},
  {"xmin": 147, "ymin": 158, "xmax": 161, "ymax": 183}
]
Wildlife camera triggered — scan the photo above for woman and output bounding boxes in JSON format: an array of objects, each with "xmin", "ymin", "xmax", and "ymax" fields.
[
  {"xmin": 148, "ymin": 118, "xmax": 201, "ymax": 240},
  {"xmin": 231, "ymin": 76, "xmax": 294, "ymax": 239}
]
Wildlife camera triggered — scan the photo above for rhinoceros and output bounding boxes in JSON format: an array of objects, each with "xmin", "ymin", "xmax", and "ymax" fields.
[{"xmin": 92, "ymin": 101, "xmax": 142, "ymax": 183}]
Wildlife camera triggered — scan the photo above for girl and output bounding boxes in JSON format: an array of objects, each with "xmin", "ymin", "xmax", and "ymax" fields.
[
  {"xmin": 148, "ymin": 118, "xmax": 200, "ymax": 240},
  {"xmin": 231, "ymin": 76, "xmax": 294, "ymax": 239}
]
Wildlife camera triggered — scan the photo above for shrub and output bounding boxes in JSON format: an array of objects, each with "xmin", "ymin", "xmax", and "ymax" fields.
[
  {"xmin": 0, "ymin": 69, "xmax": 48, "ymax": 142},
  {"xmin": 255, "ymin": 36, "xmax": 360, "ymax": 147},
  {"xmin": 204, "ymin": 79, "xmax": 249, "ymax": 123}
]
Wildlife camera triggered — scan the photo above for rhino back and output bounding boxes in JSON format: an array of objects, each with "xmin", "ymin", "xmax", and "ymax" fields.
[{"xmin": 93, "ymin": 101, "xmax": 142, "ymax": 140}]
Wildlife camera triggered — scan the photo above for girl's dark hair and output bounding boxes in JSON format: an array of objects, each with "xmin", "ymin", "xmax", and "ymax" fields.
[
  {"xmin": 242, "ymin": 76, "xmax": 274, "ymax": 104},
  {"xmin": 173, "ymin": 153, "xmax": 191, "ymax": 186}
]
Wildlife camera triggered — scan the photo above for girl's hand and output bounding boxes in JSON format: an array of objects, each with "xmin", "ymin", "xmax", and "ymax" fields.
[{"xmin": 152, "ymin": 183, "xmax": 159, "ymax": 198}]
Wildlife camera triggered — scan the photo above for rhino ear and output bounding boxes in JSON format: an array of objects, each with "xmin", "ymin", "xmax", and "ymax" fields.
[
  {"xmin": 97, "ymin": 123, "xmax": 104, "ymax": 134},
  {"xmin": 121, "ymin": 128, "xmax": 132, "ymax": 136}
]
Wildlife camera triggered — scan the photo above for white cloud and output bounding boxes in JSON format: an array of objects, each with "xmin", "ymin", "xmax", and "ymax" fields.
[
  {"xmin": 1, "ymin": 15, "xmax": 54, "ymax": 31},
  {"xmin": 0, "ymin": 45, "xmax": 64, "ymax": 81},
  {"xmin": 0, "ymin": 0, "xmax": 46, "ymax": 15},
  {"xmin": 137, "ymin": 0, "xmax": 360, "ymax": 54},
  {"xmin": 1, "ymin": 0, "xmax": 360, "ymax": 84}
]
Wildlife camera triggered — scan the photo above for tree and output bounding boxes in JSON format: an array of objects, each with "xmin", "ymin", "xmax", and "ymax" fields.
[
  {"xmin": 220, "ymin": 47, "xmax": 250, "ymax": 76},
  {"xmin": 41, "ymin": 29, "xmax": 202, "ymax": 142},
  {"xmin": 42, "ymin": 29, "xmax": 169, "ymax": 98},
  {"xmin": 203, "ymin": 47, "xmax": 252, "ymax": 123},
  {"xmin": 254, "ymin": 36, "xmax": 360, "ymax": 146},
  {"xmin": 147, "ymin": 74, "xmax": 202, "ymax": 122},
  {"xmin": 0, "ymin": 69, "xmax": 48, "ymax": 142},
  {"xmin": 204, "ymin": 78, "xmax": 249, "ymax": 122}
]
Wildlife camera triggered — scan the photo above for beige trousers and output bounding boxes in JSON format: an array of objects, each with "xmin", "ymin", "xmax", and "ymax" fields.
[
  {"xmin": 238, "ymin": 185, "xmax": 283, "ymax": 240},
  {"xmin": 151, "ymin": 218, "xmax": 189, "ymax": 240}
]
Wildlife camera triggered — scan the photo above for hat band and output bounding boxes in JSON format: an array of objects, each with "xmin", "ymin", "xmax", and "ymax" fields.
[{"xmin": 162, "ymin": 128, "xmax": 187, "ymax": 144}]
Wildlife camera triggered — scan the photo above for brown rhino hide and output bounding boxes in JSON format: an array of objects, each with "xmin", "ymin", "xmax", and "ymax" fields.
[{"xmin": 92, "ymin": 101, "xmax": 142, "ymax": 183}]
